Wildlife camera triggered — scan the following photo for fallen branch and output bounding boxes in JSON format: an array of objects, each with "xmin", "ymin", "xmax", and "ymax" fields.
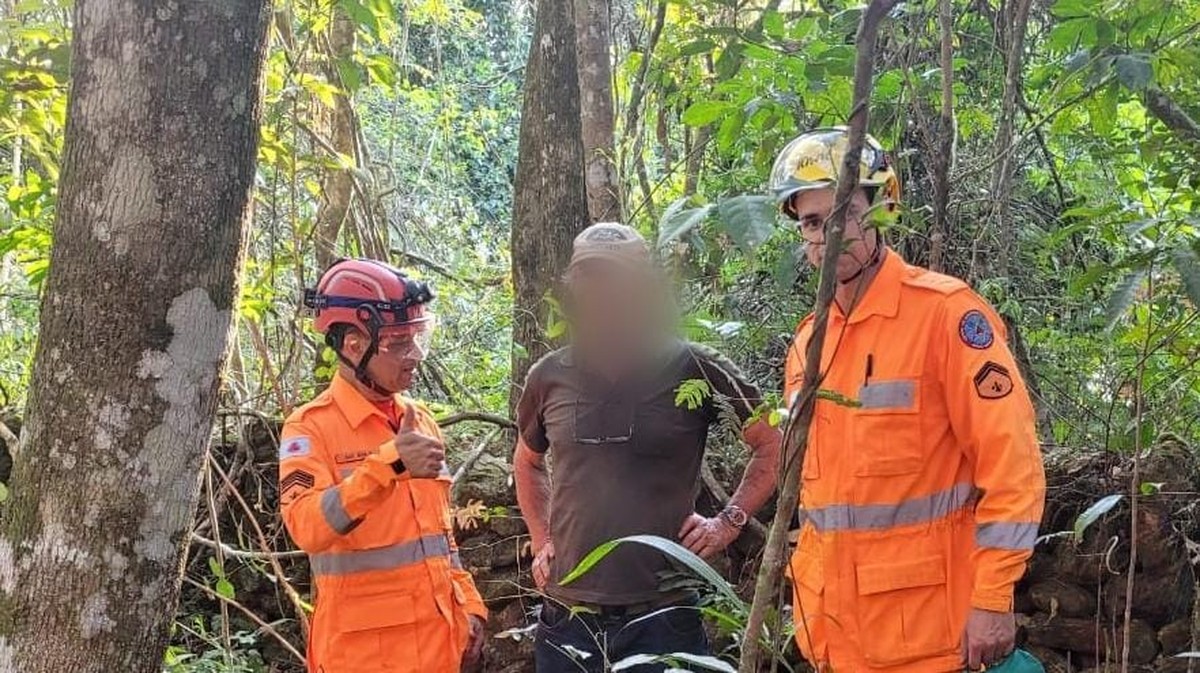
[
  {"xmin": 452, "ymin": 427, "xmax": 504, "ymax": 498},
  {"xmin": 183, "ymin": 577, "xmax": 307, "ymax": 665},
  {"xmin": 438, "ymin": 411, "xmax": 516, "ymax": 430},
  {"xmin": 700, "ymin": 457, "xmax": 768, "ymax": 541},
  {"xmin": 738, "ymin": 2, "xmax": 899, "ymax": 670}
]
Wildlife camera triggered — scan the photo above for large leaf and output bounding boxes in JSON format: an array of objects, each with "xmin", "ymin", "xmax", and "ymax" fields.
[
  {"xmin": 1074, "ymin": 494, "xmax": 1123, "ymax": 542},
  {"xmin": 1113, "ymin": 53, "xmax": 1153, "ymax": 90},
  {"xmin": 716, "ymin": 195, "xmax": 776, "ymax": 253},
  {"xmin": 1104, "ymin": 270, "xmax": 1144, "ymax": 331},
  {"xmin": 559, "ymin": 534, "xmax": 742, "ymax": 605},
  {"xmin": 1172, "ymin": 249, "xmax": 1200, "ymax": 308},
  {"xmin": 658, "ymin": 202, "xmax": 712, "ymax": 249},
  {"xmin": 612, "ymin": 652, "xmax": 736, "ymax": 672},
  {"xmin": 682, "ymin": 101, "xmax": 732, "ymax": 127}
]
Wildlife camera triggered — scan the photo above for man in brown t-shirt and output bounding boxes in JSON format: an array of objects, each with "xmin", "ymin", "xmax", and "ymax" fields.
[{"xmin": 513, "ymin": 223, "xmax": 781, "ymax": 672}]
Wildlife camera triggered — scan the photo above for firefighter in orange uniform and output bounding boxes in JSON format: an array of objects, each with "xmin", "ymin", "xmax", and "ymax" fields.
[
  {"xmin": 771, "ymin": 128, "xmax": 1046, "ymax": 672},
  {"xmin": 279, "ymin": 259, "xmax": 487, "ymax": 673}
]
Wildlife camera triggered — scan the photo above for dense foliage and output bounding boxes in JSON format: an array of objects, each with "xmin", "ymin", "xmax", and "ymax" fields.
[{"xmin": 1, "ymin": 0, "xmax": 1198, "ymax": 668}]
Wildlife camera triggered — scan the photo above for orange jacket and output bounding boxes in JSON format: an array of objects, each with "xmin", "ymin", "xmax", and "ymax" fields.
[
  {"xmin": 279, "ymin": 374, "xmax": 486, "ymax": 673},
  {"xmin": 784, "ymin": 250, "xmax": 1045, "ymax": 673}
]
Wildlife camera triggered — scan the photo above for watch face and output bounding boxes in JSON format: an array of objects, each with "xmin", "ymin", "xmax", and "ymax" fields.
[{"xmin": 725, "ymin": 507, "xmax": 748, "ymax": 527}]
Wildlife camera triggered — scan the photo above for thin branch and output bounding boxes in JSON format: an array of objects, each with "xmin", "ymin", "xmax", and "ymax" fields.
[
  {"xmin": 182, "ymin": 577, "xmax": 307, "ymax": 664},
  {"xmin": 437, "ymin": 411, "xmax": 516, "ymax": 430},
  {"xmin": 1144, "ymin": 86, "xmax": 1200, "ymax": 144},
  {"xmin": 738, "ymin": 2, "xmax": 899, "ymax": 670},
  {"xmin": 190, "ymin": 533, "xmax": 307, "ymax": 561}
]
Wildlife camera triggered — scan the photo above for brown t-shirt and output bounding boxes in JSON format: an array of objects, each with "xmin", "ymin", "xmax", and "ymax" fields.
[{"xmin": 516, "ymin": 341, "xmax": 762, "ymax": 606}]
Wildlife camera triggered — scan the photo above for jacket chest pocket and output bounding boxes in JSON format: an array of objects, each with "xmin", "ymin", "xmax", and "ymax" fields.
[{"xmin": 852, "ymin": 379, "xmax": 923, "ymax": 477}]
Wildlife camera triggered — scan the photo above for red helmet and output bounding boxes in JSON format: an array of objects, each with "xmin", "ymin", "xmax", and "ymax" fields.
[{"xmin": 304, "ymin": 259, "xmax": 434, "ymax": 336}]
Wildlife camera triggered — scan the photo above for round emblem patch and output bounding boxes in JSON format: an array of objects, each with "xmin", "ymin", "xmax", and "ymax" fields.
[{"xmin": 959, "ymin": 310, "xmax": 994, "ymax": 349}]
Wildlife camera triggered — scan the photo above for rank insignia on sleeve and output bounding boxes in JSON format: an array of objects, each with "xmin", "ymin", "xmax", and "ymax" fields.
[
  {"xmin": 959, "ymin": 310, "xmax": 995, "ymax": 349},
  {"xmin": 973, "ymin": 361, "xmax": 1013, "ymax": 400},
  {"xmin": 280, "ymin": 470, "xmax": 315, "ymax": 503},
  {"xmin": 279, "ymin": 436, "xmax": 312, "ymax": 460}
]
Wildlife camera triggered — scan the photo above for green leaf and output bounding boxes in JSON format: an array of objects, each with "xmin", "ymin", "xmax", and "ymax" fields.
[
  {"xmin": 335, "ymin": 57, "xmax": 364, "ymax": 93},
  {"xmin": 715, "ymin": 109, "xmax": 745, "ymax": 153},
  {"xmin": 215, "ymin": 578, "xmax": 236, "ymax": 600},
  {"xmin": 674, "ymin": 379, "xmax": 711, "ymax": 411},
  {"xmin": 816, "ymin": 389, "xmax": 862, "ymax": 408},
  {"xmin": 1139, "ymin": 482, "xmax": 1164, "ymax": 496},
  {"xmin": 1172, "ymin": 249, "xmax": 1200, "ymax": 308},
  {"xmin": 763, "ymin": 11, "xmax": 785, "ymax": 39},
  {"xmin": 1105, "ymin": 270, "xmax": 1144, "ymax": 331},
  {"xmin": 1113, "ymin": 54, "xmax": 1153, "ymax": 90},
  {"xmin": 678, "ymin": 40, "xmax": 716, "ymax": 57},
  {"xmin": 1074, "ymin": 494, "xmax": 1123, "ymax": 541},
  {"xmin": 682, "ymin": 101, "xmax": 732, "ymax": 127},
  {"xmin": 658, "ymin": 202, "xmax": 712, "ymax": 249},
  {"xmin": 559, "ymin": 535, "xmax": 742, "ymax": 605},
  {"xmin": 546, "ymin": 320, "xmax": 567, "ymax": 339},
  {"xmin": 716, "ymin": 195, "xmax": 776, "ymax": 253},
  {"xmin": 339, "ymin": 0, "xmax": 381, "ymax": 39},
  {"xmin": 1051, "ymin": 0, "xmax": 1093, "ymax": 17},
  {"xmin": 0, "ymin": 482, "xmax": 8, "ymax": 503},
  {"xmin": 207, "ymin": 556, "xmax": 223, "ymax": 578}
]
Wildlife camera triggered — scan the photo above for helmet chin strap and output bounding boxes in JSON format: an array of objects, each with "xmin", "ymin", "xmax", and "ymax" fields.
[
  {"xmin": 328, "ymin": 329, "xmax": 397, "ymax": 397},
  {"xmin": 838, "ymin": 227, "xmax": 884, "ymax": 286}
]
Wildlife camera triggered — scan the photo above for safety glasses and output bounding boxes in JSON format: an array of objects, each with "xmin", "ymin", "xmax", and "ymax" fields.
[
  {"xmin": 573, "ymin": 396, "xmax": 635, "ymax": 445},
  {"xmin": 376, "ymin": 314, "xmax": 436, "ymax": 361}
]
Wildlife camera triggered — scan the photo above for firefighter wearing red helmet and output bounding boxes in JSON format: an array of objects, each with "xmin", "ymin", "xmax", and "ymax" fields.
[{"xmin": 279, "ymin": 258, "xmax": 487, "ymax": 673}]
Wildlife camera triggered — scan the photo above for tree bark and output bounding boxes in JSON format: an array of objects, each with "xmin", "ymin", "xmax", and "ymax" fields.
[
  {"xmin": 0, "ymin": 0, "xmax": 270, "ymax": 670},
  {"xmin": 738, "ymin": 2, "xmax": 899, "ymax": 670},
  {"xmin": 1144, "ymin": 86, "xmax": 1200, "ymax": 145},
  {"xmin": 315, "ymin": 7, "xmax": 358, "ymax": 271},
  {"xmin": 509, "ymin": 0, "xmax": 589, "ymax": 412},
  {"xmin": 991, "ymin": 0, "xmax": 1034, "ymax": 276},
  {"xmin": 574, "ymin": 0, "xmax": 622, "ymax": 223},
  {"xmin": 929, "ymin": 0, "xmax": 955, "ymax": 273}
]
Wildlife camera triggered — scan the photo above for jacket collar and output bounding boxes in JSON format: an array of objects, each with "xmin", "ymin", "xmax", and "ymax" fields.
[
  {"xmin": 836, "ymin": 247, "xmax": 903, "ymax": 325},
  {"xmin": 330, "ymin": 373, "xmax": 391, "ymax": 430}
]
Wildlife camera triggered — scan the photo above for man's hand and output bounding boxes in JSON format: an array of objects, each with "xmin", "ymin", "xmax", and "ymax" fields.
[
  {"xmin": 461, "ymin": 615, "xmax": 485, "ymax": 670},
  {"xmin": 532, "ymin": 541, "xmax": 555, "ymax": 590},
  {"xmin": 393, "ymin": 402, "xmax": 445, "ymax": 478},
  {"xmin": 962, "ymin": 608, "xmax": 1016, "ymax": 670},
  {"xmin": 679, "ymin": 513, "xmax": 739, "ymax": 559}
]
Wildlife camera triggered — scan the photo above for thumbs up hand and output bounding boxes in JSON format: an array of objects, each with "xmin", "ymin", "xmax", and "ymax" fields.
[{"xmin": 392, "ymin": 402, "xmax": 446, "ymax": 479}]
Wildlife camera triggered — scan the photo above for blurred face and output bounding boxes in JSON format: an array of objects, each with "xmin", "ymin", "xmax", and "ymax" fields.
[
  {"xmin": 342, "ymin": 325, "xmax": 430, "ymax": 393},
  {"xmin": 564, "ymin": 259, "xmax": 667, "ymax": 346},
  {"xmin": 788, "ymin": 187, "xmax": 877, "ymax": 282}
]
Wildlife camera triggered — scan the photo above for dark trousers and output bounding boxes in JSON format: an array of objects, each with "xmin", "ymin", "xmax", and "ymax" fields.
[{"xmin": 534, "ymin": 599, "xmax": 711, "ymax": 673}]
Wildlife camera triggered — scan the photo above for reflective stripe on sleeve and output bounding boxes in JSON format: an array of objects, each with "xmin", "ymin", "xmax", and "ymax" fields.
[
  {"xmin": 320, "ymin": 487, "xmax": 356, "ymax": 535},
  {"xmin": 310, "ymin": 534, "xmax": 455, "ymax": 576},
  {"xmin": 806, "ymin": 482, "xmax": 975, "ymax": 533},
  {"xmin": 975, "ymin": 521, "xmax": 1038, "ymax": 550}
]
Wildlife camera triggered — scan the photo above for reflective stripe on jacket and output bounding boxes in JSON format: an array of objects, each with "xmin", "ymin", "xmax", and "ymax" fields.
[
  {"xmin": 784, "ymin": 249, "xmax": 1045, "ymax": 673},
  {"xmin": 279, "ymin": 374, "xmax": 486, "ymax": 673}
]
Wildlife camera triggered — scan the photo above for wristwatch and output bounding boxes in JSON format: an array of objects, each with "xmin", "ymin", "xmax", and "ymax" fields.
[{"xmin": 719, "ymin": 504, "xmax": 749, "ymax": 529}]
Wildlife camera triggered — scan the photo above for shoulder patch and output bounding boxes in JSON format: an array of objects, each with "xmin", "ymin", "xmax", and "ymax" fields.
[
  {"xmin": 903, "ymin": 268, "xmax": 970, "ymax": 295},
  {"xmin": 279, "ymin": 436, "xmax": 312, "ymax": 460},
  {"xmin": 973, "ymin": 361, "xmax": 1013, "ymax": 399},
  {"xmin": 959, "ymin": 310, "xmax": 995, "ymax": 349}
]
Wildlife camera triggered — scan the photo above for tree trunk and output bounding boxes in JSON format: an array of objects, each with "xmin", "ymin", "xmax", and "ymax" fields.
[
  {"xmin": 315, "ymin": 7, "xmax": 358, "ymax": 272},
  {"xmin": 0, "ymin": 0, "xmax": 270, "ymax": 670},
  {"xmin": 928, "ymin": 0, "xmax": 955, "ymax": 273},
  {"xmin": 991, "ymin": 0, "xmax": 1034, "ymax": 276},
  {"xmin": 574, "ymin": 0, "xmax": 622, "ymax": 223},
  {"xmin": 509, "ymin": 0, "xmax": 589, "ymax": 412}
]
